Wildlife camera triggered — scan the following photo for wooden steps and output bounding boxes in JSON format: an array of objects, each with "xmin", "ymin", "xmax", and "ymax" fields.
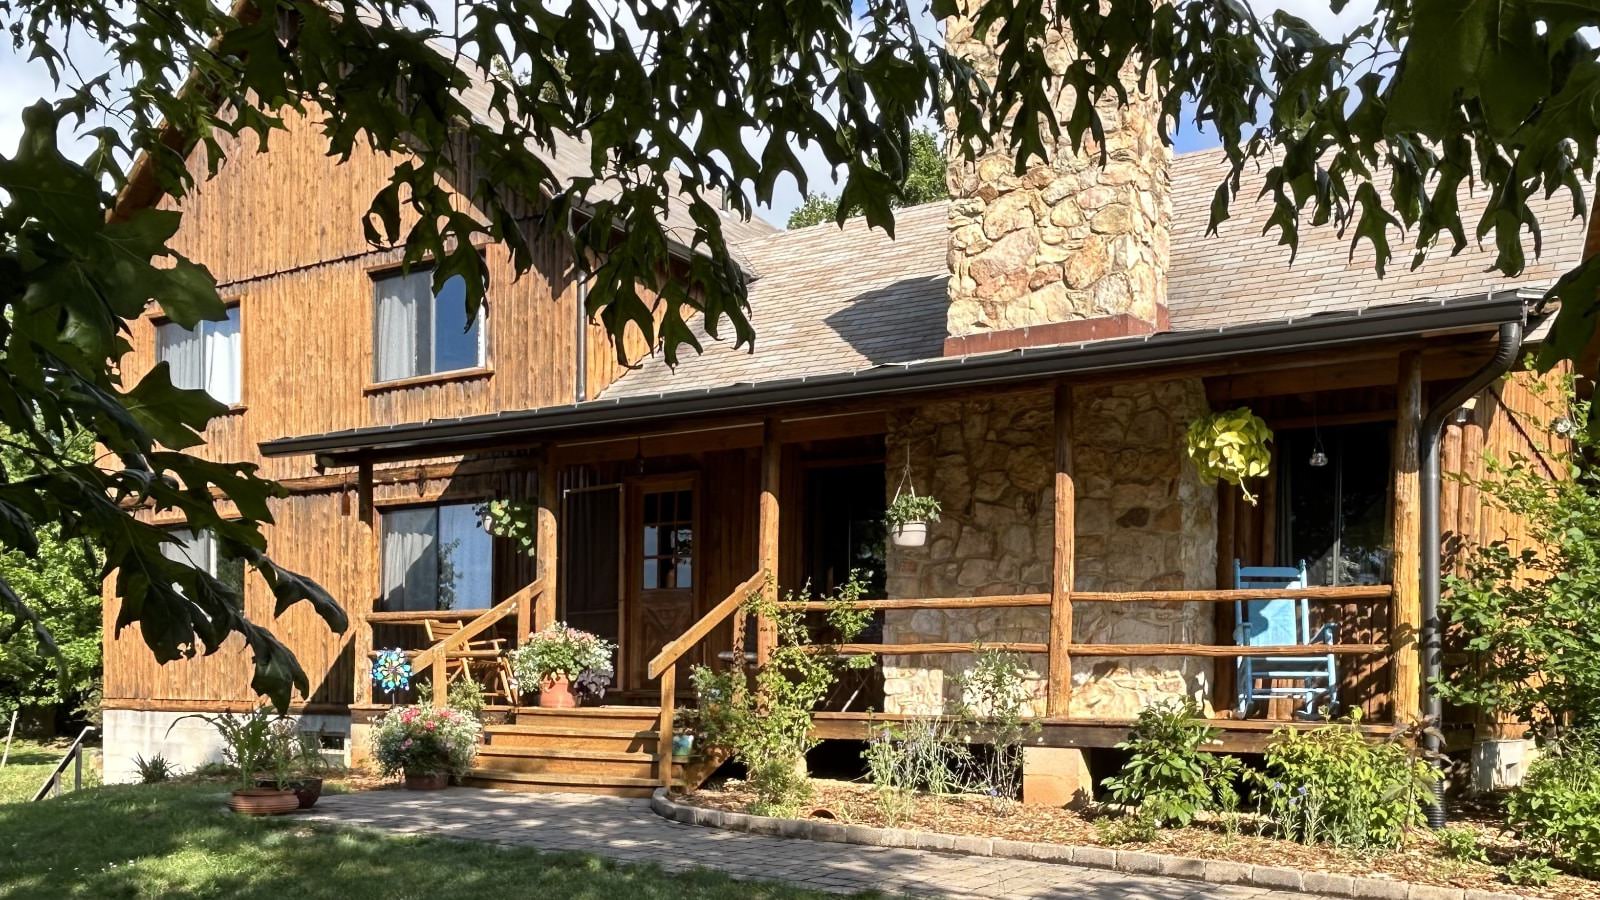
[{"xmin": 468, "ymin": 705, "xmax": 671, "ymax": 797}]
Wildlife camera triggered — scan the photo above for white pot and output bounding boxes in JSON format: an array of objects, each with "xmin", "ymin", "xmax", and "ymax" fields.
[{"xmin": 891, "ymin": 521, "xmax": 928, "ymax": 547}]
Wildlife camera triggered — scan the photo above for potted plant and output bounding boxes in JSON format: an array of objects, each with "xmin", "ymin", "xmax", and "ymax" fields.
[
  {"xmin": 508, "ymin": 622, "xmax": 616, "ymax": 709},
  {"xmin": 1184, "ymin": 407, "xmax": 1273, "ymax": 505},
  {"xmin": 672, "ymin": 707, "xmax": 700, "ymax": 763},
  {"xmin": 259, "ymin": 719, "xmax": 328, "ymax": 809},
  {"xmin": 371, "ymin": 704, "xmax": 481, "ymax": 789},
  {"xmin": 172, "ymin": 706, "xmax": 300, "ymax": 816},
  {"xmin": 885, "ymin": 490, "xmax": 941, "ymax": 548}
]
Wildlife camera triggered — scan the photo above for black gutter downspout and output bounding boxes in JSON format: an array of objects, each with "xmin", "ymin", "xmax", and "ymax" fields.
[{"xmin": 1418, "ymin": 319, "xmax": 1523, "ymax": 827}]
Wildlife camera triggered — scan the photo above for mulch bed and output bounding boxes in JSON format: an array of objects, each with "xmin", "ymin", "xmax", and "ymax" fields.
[{"xmin": 688, "ymin": 779, "xmax": 1600, "ymax": 900}]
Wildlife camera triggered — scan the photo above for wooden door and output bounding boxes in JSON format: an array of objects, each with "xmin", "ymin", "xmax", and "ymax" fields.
[{"xmin": 626, "ymin": 476, "xmax": 699, "ymax": 689}]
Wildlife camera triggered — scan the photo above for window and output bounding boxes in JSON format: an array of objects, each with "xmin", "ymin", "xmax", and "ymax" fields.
[
  {"xmin": 641, "ymin": 489, "xmax": 692, "ymax": 590},
  {"xmin": 156, "ymin": 307, "xmax": 241, "ymax": 405},
  {"xmin": 1279, "ymin": 423, "xmax": 1394, "ymax": 586},
  {"xmin": 380, "ymin": 503, "xmax": 493, "ymax": 611},
  {"xmin": 372, "ymin": 270, "xmax": 484, "ymax": 382},
  {"xmin": 161, "ymin": 527, "xmax": 246, "ymax": 594}
]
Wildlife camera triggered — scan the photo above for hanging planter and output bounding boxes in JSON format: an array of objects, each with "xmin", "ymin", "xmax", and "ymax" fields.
[
  {"xmin": 887, "ymin": 453, "xmax": 942, "ymax": 548},
  {"xmin": 1184, "ymin": 408, "xmax": 1273, "ymax": 505}
]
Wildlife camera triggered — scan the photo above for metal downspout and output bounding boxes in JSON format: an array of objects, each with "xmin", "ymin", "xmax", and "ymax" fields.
[{"xmin": 1418, "ymin": 319, "xmax": 1523, "ymax": 825}]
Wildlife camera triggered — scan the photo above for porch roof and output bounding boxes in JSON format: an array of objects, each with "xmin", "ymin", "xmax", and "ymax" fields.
[{"xmin": 260, "ymin": 290, "xmax": 1538, "ymax": 466}]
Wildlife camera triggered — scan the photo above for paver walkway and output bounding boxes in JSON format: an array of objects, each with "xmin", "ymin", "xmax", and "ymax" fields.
[{"xmin": 304, "ymin": 788, "xmax": 1318, "ymax": 899}]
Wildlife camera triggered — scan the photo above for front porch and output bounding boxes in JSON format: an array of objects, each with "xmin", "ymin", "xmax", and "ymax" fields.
[{"xmin": 326, "ymin": 328, "xmax": 1492, "ymax": 797}]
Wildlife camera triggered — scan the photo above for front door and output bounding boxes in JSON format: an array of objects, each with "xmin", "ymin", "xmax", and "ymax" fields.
[{"xmin": 626, "ymin": 477, "xmax": 698, "ymax": 689}]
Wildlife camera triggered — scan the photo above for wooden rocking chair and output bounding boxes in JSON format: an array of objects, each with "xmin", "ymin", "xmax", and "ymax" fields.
[{"xmin": 422, "ymin": 617, "xmax": 516, "ymax": 706}]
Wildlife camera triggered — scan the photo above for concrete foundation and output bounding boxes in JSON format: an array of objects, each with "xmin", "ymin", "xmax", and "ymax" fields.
[
  {"xmin": 102, "ymin": 708, "xmax": 351, "ymax": 784},
  {"xmin": 1022, "ymin": 746, "xmax": 1093, "ymax": 808},
  {"xmin": 1472, "ymin": 738, "xmax": 1538, "ymax": 793}
]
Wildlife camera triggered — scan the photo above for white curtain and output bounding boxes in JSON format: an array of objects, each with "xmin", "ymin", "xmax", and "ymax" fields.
[
  {"xmin": 381, "ymin": 507, "xmax": 438, "ymax": 611},
  {"xmin": 374, "ymin": 271, "xmax": 429, "ymax": 381},
  {"xmin": 157, "ymin": 322, "xmax": 205, "ymax": 393},
  {"xmin": 438, "ymin": 504, "xmax": 492, "ymax": 610},
  {"xmin": 203, "ymin": 308, "xmax": 241, "ymax": 406}
]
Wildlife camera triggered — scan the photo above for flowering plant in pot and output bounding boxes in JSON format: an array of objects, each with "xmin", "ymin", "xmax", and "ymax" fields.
[
  {"xmin": 508, "ymin": 622, "xmax": 615, "ymax": 708},
  {"xmin": 885, "ymin": 490, "xmax": 941, "ymax": 548},
  {"xmin": 672, "ymin": 707, "xmax": 700, "ymax": 762},
  {"xmin": 371, "ymin": 705, "xmax": 481, "ymax": 789},
  {"xmin": 171, "ymin": 705, "xmax": 300, "ymax": 816}
]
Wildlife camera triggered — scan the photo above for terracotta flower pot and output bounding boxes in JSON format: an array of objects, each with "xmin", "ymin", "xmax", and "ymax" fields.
[
  {"xmin": 538, "ymin": 675, "xmax": 578, "ymax": 709},
  {"xmin": 255, "ymin": 777, "xmax": 324, "ymax": 809},
  {"xmin": 405, "ymin": 771, "xmax": 449, "ymax": 791},
  {"xmin": 228, "ymin": 788, "xmax": 301, "ymax": 816}
]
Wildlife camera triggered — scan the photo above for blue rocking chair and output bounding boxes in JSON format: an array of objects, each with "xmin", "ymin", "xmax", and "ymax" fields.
[{"xmin": 1233, "ymin": 561, "xmax": 1338, "ymax": 718}]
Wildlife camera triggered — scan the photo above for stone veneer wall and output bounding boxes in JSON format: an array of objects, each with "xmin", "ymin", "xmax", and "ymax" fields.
[
  {"xmin": 943, "ymin": 0, "xmax": 1171, "ymax": 338},
  {"xmin": 882, "ymin": 381, "xmax": 1217, "ymax": 718}
]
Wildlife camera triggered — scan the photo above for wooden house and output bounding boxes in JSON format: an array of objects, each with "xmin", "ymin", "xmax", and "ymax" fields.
[{"xmin": 102, "ymin": 27, "xmax": 1582, "ymax": 800}]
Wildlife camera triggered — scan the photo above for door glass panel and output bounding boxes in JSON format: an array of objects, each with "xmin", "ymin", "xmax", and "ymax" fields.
[
  {"xmin": 641, "ymin": 488, "xmax": 692, "ymax": 590},
  {"xmin": 1280, "ymin": 423, "xmax": 1393, "ymax": 585}
]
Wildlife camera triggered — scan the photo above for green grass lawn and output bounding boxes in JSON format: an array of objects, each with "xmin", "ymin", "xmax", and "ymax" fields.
[
  {"xmin": 0, "ymin": 739, "xmax": 100, "ymax": 805},
  {"xmin": 0, "ymin": 782, "xmax": 865, "ymax": 899}
]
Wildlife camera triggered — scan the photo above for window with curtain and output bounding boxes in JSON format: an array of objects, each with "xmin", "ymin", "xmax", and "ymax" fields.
[
  {"xmin": 380, "ymin": 502, "xmax": 493, "ymax": 611},
  {"xmin": 160, "ymin": 527, "xmax": 246, "ymax": 594},
  {"xmin": 156, "ymin": 307, "xmax": 242, "ymax": 406},
  {"xmin": 372, "ymin": 270, "xmax": 484, "ymax": 382}
]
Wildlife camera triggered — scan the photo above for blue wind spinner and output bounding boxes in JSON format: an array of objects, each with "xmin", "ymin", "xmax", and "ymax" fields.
[{"xmin": 372, "ymin": 648, "xmax": 412, "ymax": 701}]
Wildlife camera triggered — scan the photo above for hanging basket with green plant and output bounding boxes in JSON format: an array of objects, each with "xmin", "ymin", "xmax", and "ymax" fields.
[
  {"xmin": 1184, "ymin": 408, "xmax": 1273, "ymax": 505},
  {"xmin": 886, "ymin": 450, "xmax": 941, "ymax": 547}
]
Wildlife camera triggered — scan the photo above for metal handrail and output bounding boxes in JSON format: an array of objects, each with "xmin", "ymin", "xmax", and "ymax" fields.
[{"xmin": 32, "ymin": 726, "xmax": 95, "ymax": 802}]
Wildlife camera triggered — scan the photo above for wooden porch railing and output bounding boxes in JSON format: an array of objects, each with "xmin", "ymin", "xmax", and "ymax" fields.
[
  {"xmin": 781, "ymin": 584, "xmax": 1395, "ymax": 718},
  {"xmin": 647, "ymin": 570, "xmax": 766, "ymax": 785},
  {"xmin": 358, "ymin": 576, "xmax": 550, "ymax": 706},
  {"xmin": 32, "ymin": 726, "xmax": 94, "ymax": 802}
]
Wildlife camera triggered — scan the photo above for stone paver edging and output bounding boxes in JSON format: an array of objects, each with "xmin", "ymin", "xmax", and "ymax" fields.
[{"xmin": 650, "ymin": 790, "xmax": 1523, "ymax": 900}]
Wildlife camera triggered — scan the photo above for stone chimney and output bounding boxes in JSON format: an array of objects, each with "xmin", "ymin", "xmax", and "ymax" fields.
[{"xmin": 943, "ymin": 2, "xmax": 1171, "ymax": 356}]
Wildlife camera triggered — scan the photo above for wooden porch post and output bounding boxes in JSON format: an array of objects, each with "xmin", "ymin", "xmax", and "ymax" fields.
[
  {"xmin": 355, "ymin": 462, "xmax": 376, "ymax": 707},
  {"xmin": 1048, "ymin": 382, "xmax": 1075, "ymax": 717},
  {"xmin": 756, "ymin": 419, "xmax": 780, "ymax": 665},
  {"xmin": 1391, "ymin": 351, "xmax": 1424, "ymax": 724},
  {"xmin": 534, "ymin": 451, "xmax": 560, "ymax": 634}
]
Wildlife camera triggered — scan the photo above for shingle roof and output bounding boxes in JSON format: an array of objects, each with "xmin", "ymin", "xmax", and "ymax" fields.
[
  {"xmin": 607, "ymin": 147, "xmax": 1589, "ymax": 398},
  {"xmin": 453, "ymin": 64, "xmax": 779, "ymax": 250}
]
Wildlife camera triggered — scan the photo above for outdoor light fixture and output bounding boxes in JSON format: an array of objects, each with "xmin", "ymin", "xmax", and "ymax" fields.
[
  {"xmin": 1552, "ymin": 416, "xmax": 1577, "ymax": 437},
  {"xmin": 1308, "ymin": 445, "xmax": 1330, "ymax": 468}
]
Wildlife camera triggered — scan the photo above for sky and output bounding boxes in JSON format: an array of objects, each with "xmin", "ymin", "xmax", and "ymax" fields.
[{"xmin": 0, "ymin": 0, "xmax": 1376, "ymax": 227}]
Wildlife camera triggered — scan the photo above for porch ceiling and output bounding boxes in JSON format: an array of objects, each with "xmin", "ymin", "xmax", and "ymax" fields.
[{"xmin": 259, "ymin": 290, "xmax": 1539, "ymax": 466}]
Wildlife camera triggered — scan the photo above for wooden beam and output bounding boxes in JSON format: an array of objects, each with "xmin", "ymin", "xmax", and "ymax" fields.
[
  {"xmin": 1068, "ymin": 643, "xmax": 1388, "ymax": 657},
  {"xmin": 535, "ymin": 454, "xmax": 559, "ymax": 634},
  {"xmin": 778, "ymin": 594, "xmax": 1050, "ymax": 611},
  {"xmin": 756, "ymin": 418, "xmax": 780, "ymax": 665},
  {"xmin": 1391, "ymin": 351, "xmax": 1424, "ymax": 724},
  {"xmin": 1049, "ymin": 381, "xmax": 1075, "ymax": 718},
  {"xmin": 656, "ymin": 666, "xmax": 676, "ymax": 786},
  {"xmin": 827, "ymin": 642, "xmax": 1050, "ymax": 655},
  {"xmin": 355, "ymin": 462, "xmax": 376, "ymax": 708},
  {"xmin": 1071, "ymin": 586, "xmax": 1392, "ymax": 603}
]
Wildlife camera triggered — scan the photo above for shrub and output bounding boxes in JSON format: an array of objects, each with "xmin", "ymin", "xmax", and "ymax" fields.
[
  {"xmin": 447, "ymin": 677, "xmax": 486, "ymax": 720},
  {"xmin": 1095, "ymin": 808, "xmax": 1161, "ymax": 844},
  {"xmin": 1436, "ymin": 825, "xmax": 1487, "ymax": 864},
  {"xmin": 132, "ymin": 753, "xmax": 177, "ymax": 784},
  {"xmin": 1504, "ymin": 856, "xmax": 1560, "ymax": 887},
  {"xmin": 1506, "ymin": 728, "xmax": 1600, "ymax": 875},
  {"xmin": 690, "ymin": 573, "xmax": 871, "ymax": 816},
  {"xmin": 1101, "ymin": 698, "xmax": 1237, "ymax": 827},
  {"xmin": 863, "ymin": 715, "xmax": 972, "ymax": 824},
  {"xmin": 954, "ymin": 648, "xmax": 1039, "ymax": 809},
  {"xmin": 370, "ymin": 705, "xmax": 481, "ymax": 779},
  {"xmin": 1437, "ymin": 376, "xmax": 1600, "ymax": 735},
  {"xmin": 1258, "ymin": 713, "xmax": 1436, "ymax": 849},
  {"xmin": 508, "ymin": 622, "xmax": 616, "ymax": 698}
]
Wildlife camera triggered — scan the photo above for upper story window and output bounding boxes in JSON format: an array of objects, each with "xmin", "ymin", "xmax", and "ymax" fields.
[
  {"xmin": 156, "ymin": 307, "xmax": 241, "ymax": 406},
  {"xmin": 372, "ymin": 270, "xmax": 485, "ymax": 383},
  {"xmin": 160, "ymin": 527, "xmax": 246, "ymax": 594},
  {"xmin": 380, "ymin": 502, "xmax": 493, "ymax": 611}
]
